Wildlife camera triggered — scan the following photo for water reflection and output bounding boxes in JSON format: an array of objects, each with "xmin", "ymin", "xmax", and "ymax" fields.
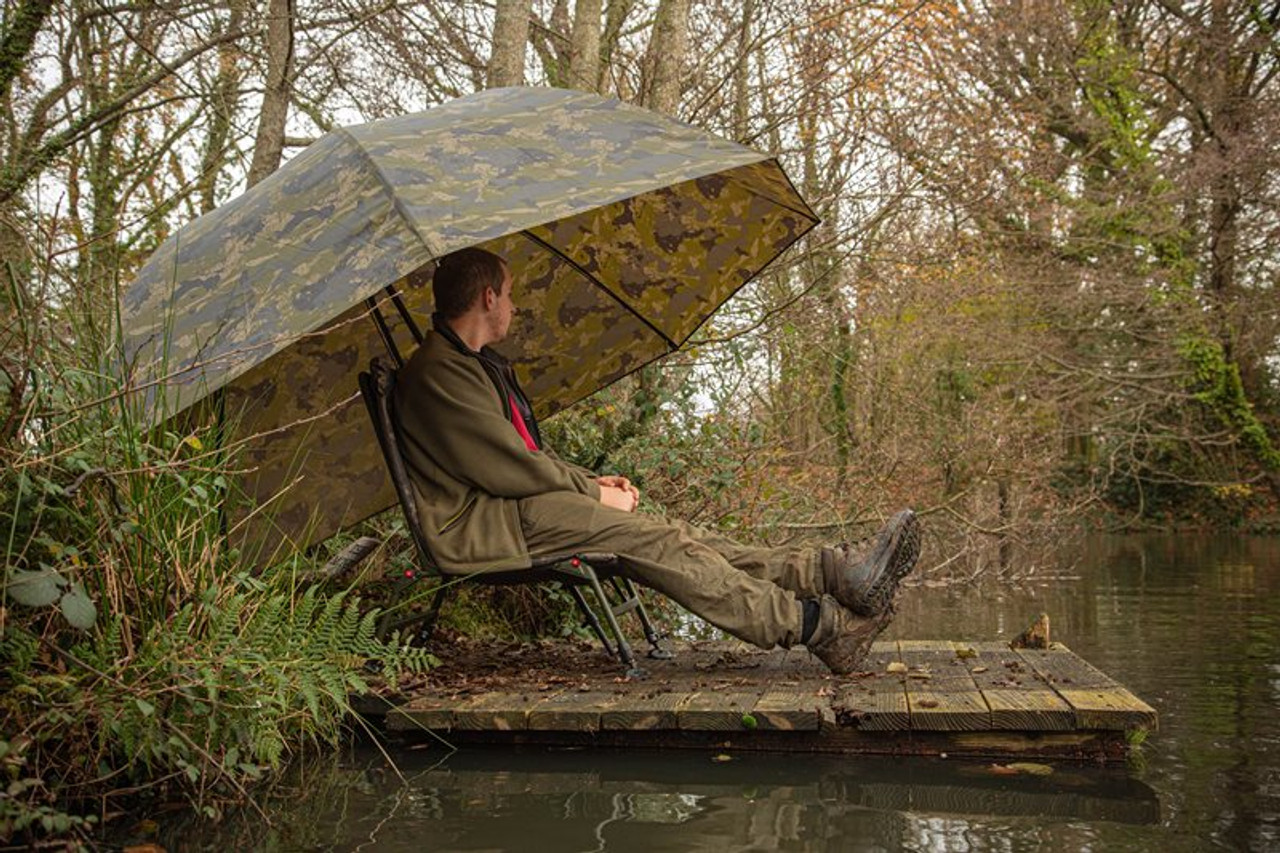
[
  {"xmin": 890, "ymin": 533, "xmax": 1280, "ymax": 852},
  {"xmin": 130, "ymin": 535, "xmax": 1278, "ymax": 852},
  {"xmin": 143, "ymin": 748, "xmax": 1159, "ymax": 852}
]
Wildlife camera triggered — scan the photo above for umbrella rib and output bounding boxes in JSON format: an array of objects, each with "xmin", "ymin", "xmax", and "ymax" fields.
[{"xmin": 518, "ymin": 229, "xmax": 678, "ymax": 351}]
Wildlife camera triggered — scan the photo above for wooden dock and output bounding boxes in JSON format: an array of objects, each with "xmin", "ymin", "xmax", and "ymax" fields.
[{"xmin": 368, "ymin": 638, "xmax": 1157, "ymax": 763}]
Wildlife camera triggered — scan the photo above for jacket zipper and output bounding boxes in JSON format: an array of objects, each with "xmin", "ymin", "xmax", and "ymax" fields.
[{"xmin": 438, "ymin": 495, "xmax": 477, "ymax": 534}]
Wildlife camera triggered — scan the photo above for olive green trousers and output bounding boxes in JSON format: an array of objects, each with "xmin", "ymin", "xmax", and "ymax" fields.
[{"xmin": 517, "ymin": 490, "xmax": 824, "ymax": 649}]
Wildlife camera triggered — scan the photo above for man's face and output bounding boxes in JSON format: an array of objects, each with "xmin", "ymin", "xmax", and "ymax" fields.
[{"xmin": 488, "ymin": 266, "xmax": 515, "ymax": 343}]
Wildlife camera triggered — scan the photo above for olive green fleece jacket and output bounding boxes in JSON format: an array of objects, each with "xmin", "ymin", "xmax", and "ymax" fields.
[{"xmin": 393, "ymin": 328, "xmax": 601, "ymax": 572}]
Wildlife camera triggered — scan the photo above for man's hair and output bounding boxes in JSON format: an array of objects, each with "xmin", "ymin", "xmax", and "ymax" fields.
[{"xmin": 432, "ymin": 247, "xmax": 507, "ymax": 320}]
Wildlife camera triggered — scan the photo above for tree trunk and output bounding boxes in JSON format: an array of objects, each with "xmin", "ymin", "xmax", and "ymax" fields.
[
  {"xmin": 488, "ymin": 0, "xmax": 532, "ymax": 89},
  {"xmin": 246, "ymin": 0, "xmax": 294, "ymax": 189},
  {"xmin": 568, "ymin": 0, "xmax": 603, "ymax": 91},
  {"xmin": 641, "ymin": 0, "xmax": 688, "ymax": 113},
  {"xmin": 199, "ymin": 1, "xmax": 247, "ymax": 212}
]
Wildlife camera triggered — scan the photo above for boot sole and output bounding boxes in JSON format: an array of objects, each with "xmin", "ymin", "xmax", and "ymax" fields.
[{"xmin": 850, "ymin": 510, "xmax": 920, "ymax": 616}]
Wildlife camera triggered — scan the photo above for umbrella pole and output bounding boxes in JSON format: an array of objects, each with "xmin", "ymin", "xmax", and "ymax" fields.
[
  {"xmin": 366, "ymin": 296, "xmax": 404, "ymax": 368},
  {"xmin": 384, "ymin": 284, "xmax": 424, "ymax": 345},
  {"xmin": 366, "ymin": 284, "xmax": 424, "ymax": 369}
]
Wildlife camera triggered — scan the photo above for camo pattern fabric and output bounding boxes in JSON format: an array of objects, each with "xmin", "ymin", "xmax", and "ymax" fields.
[{"xmin": 119, "ymin": 87, "xmax": 818, "ymax": 558}]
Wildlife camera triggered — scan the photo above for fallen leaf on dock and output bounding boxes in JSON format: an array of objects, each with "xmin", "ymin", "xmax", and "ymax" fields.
[
  {"xmin": 971, "ymin": 666, "xmax": 989, "ymax": 673},
  {"xmin": 917, "ymin": 699, "xmax": 939, "ymax": 708},
  {"xmin": 886, "ymin": 662, "xmax": 908, "ymax": 674}
]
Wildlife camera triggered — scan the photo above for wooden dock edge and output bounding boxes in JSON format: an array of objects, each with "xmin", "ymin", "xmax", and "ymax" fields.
[
  {"xmin": 361, "ymin": 639, "xmax": 1156, "ymax": 763},
  {"xmin": 375, "ymin": 725, "xmax": 1131, "ymax": 763}
]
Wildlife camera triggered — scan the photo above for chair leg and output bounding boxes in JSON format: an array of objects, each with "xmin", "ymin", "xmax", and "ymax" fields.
[
  {"xmin": 583, "ymin": 569, "xmax": 643, "ymax": 676},
  {"xmin": 566, "ymin": 583, "xmax": 613, "ymax": 654},
  {"xmin": 418, "ymin": 583, "xmax": 450, "ymax": 643},
  {"xmin": 615, "ymin": 577, "xmax": 674, "ymax": 660},
  {"xmin": 376, "ymin": 574, "xmax": 442, "ymax": 644}
]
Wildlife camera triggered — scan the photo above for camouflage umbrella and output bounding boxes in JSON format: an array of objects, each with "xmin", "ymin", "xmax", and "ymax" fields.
[{"xmin": 122, "ymin": 86, "xmax": 818, "ymax": 560}]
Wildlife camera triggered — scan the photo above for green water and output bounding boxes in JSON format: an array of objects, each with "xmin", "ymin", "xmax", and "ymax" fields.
[{"xmin": 132, "ymin": 535, "xmax": 1279, "ymax": 851}]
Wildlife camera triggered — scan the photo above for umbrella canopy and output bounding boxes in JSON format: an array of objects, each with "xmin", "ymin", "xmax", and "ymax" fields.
[{"xmin": 122, "ymin": 87, "xmax": 818, "ymax": 559}]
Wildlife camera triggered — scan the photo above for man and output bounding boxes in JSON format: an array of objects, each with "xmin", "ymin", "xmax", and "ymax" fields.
[{"xmin": 394, "ymin": 248, "xmax": 920, "ymax": 674}]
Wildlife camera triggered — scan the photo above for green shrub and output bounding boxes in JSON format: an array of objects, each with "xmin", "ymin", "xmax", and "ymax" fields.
[{"xmin": 1, "ymin": 334, "xmax": 432, "ymax": 834}]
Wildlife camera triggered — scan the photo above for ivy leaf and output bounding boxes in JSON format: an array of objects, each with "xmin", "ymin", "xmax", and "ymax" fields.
[
  {"xmin": 59, "ymin": 585, "xmax": 97, "ymax": 630},
  {"xmin": 7, "ymin": 569, "xmax": 66, "ymax": 607}
]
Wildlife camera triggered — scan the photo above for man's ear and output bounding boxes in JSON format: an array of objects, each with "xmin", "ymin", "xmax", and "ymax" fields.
[{"xmin": 481, "ymin": 286, "xmax": 496, "ymax": 310}]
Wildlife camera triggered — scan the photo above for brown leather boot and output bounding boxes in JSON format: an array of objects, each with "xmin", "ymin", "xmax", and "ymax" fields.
[
  {"xmin": 806, "ymin": 594, "xmax": 894, "ymax": 675},
  {"xmin": 821, "ymin": 509, "xmax": 921, "ymax": 616}
]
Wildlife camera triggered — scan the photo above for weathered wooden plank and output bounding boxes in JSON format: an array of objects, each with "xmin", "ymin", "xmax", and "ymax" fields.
[
  {"xmin": 601, "ymin": 686, "xmax": 691, "ymax": 727},
  {"xmin": 963, "ymin": 644, "xmax": 1075, "ymax": 731},
  {"xmin": 835, "ymin": 641, "xmax": 909, "ymax": 731},
  {"xmin": 750, "ymin": 688, "xmax": 824, "ymax": 731},
  {"xmin": 863, "ymin": 640, "xmax": 904, "ymax": 674},
  {"xmin": 981, "ymin": 689, "xmax": 1077, "ymax": 731},
  {"xmin": 835, "ymin": 680, "xmax": 910, "ymax": 731},
  {"xmin": 451, "ymin": 692, "xmax": 530, "ymax": 731},
  {"xmin": 601, "ymin": 692, "xmax": 685, "ymax": 730},
  {"xmin": 907, "ymin": 687, "xmax": 990, "ymax": 731},
  {"xmin": 897, "ymin": 640, "xmax": 981, "ymax": 686},
  {"xmin": 1059, "ymin": 688, "xmax": 1158, "ymax": 731},
  {"xmin": 1014, "ymin": 647, "xmax": 1157, "ymax": 730},
  {"xmin": 1015, "ymin": 647, "xmax": 1116, "ymax": 690},
  {"xmin": 526, "ymin": 691, "xmax": 619, "ymax": 732},
  {"xmin": 385, "ymin": 695, "xmax": 455, "ymax": 732},
  {"xmin": 897, "ymin": 639, "xmax": 959, "ymax": 654},
  {"xmin": 677, "ymin": 690, "xmax": 765, "ymax": 731},
  {"xmin": 897, "ymin": 641, "xmax": 992, "ymax": 731},
  {"xmin": 963, "ymin": 640, "xmax": 1021, "ymax": 654}
]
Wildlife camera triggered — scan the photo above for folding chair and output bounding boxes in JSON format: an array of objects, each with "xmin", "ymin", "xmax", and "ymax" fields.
[{"xmin": 356, "ymin": 294, "xmax": 672, "ymax": 675}]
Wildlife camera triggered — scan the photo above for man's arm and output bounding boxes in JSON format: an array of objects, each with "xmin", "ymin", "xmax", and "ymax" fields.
[
  {"xmin": 542, "ymin": 446, "xmax": 599, "ymax": 481},
  {"xmin": 400, "ymin": 359, "xmax": 600, "ymax": 501}
]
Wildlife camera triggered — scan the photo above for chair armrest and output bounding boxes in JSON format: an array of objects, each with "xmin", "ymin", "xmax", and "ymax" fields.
[{"xmin": 529, "ymin": 552, "xmax": 619, "ymax": 569}]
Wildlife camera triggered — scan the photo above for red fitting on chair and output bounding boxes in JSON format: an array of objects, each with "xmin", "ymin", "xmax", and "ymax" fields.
[{"xmin": 570, "ymin": 558, "xmax": 581, "ymax": 567}]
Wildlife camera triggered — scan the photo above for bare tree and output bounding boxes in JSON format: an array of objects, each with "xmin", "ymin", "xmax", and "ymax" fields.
[{"xmin": 640, "ymin": 0, "xmax": 688, "ymax": 112}]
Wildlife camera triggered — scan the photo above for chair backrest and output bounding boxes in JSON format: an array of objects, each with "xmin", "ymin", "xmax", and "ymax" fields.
[{"xmin": 359, "ymin": 357, "xmax": 440, "ymax": 574}]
